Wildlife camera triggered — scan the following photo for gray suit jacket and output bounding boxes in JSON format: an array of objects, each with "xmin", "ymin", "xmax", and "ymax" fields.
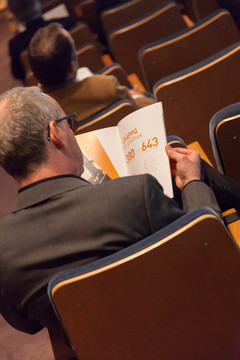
[{"xmin": 0, "ymin": 174, "xmax": 219, "ymax": 335}]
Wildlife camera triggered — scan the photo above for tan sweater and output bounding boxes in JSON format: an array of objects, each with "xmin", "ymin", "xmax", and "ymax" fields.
[{"xmin": 44, "ymin": 75, "xmax": 155, "ymax": 123}]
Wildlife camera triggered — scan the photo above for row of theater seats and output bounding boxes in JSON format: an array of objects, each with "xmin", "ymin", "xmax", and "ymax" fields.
[
  {"xmin": 8, "ymin": 0, "xmax": 240, "ymax": 199},
  {"xmin": 45, "ymin": 4, "xmax": 240, "ymax": 351},
  {"xmin": 20, "ymin": 1, "xmax": 191, "ymax": 87},
  {"xmin": 33, "ymin": 0, "xmax": 240, "ymax": 226},
  {"xmin": 15, "ymin": 0, "xmax": 240, "ymax": 190},
  {"xmin": 97, "ymin": 2, "xmax": 240, "ymax": 168},
  {"xmin": 46, "ymin": 5, "xmax": 240, "ymax": 358},
  {"xmin": 67, "ymin": 1, "xmax": 240, "ymax": 234},
  {"xmin": 4, "ymin": 2, "xmax": 240, "ymax": 359},
  {"xmin": 12, "ymin": 2, "xmax": 240, "ymax": 202},
  {"xmin": 75, "ymin": 97, "xmax": 240, "ymax": 187}
]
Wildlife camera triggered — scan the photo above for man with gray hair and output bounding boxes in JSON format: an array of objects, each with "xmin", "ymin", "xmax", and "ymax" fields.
[
  {"xmin": 8, "ymin": 0, "xmax": 76, "ymax": 80},
  {"xmin": 0, "ymin": 87, "xmax": 221, "ymax": 338}
]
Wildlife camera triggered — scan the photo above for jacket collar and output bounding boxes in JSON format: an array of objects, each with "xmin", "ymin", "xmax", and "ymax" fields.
[{"xmin": 13, "ymin": 175, "xmax": 89, "ymax": 212}]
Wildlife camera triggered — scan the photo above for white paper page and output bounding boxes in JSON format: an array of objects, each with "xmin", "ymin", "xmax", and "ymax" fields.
[
  {"xmin": 117, "ymin": 102, "xmax": 173, "ymax": 197},
  {"xmin": 95, "ymin": 127, "xmax": 128, "ymax": 176},
  {"xmin": 76, "ymin": 67, "xmax": 93, "ymax": 81},
  {"xmin": 42, "ymin": 4, "xmax": 69, "ymax": 20}
]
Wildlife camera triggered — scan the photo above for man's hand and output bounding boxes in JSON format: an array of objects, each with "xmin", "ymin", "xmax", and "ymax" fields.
[{"xmin": 165, "ymin": 144, "xmax": 201, "ymax": 191}]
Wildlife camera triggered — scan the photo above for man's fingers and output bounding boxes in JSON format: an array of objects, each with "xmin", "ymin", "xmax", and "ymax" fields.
[
  {"xmin": 165, "ymin": 144, "xmax": 200, "ymax": 160},
  {"xmin": 165, "ymin": 144, "xmax": 185, "ymax": 161}
]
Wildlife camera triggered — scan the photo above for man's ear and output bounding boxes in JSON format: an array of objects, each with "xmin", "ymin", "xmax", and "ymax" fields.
[
  {"xmin": 48, "ymin": 121, "xmax": 64, "ymax": 149},
  {"xmin": 67, "ymin": 60, "xmax": 77, "ymax": 80}
]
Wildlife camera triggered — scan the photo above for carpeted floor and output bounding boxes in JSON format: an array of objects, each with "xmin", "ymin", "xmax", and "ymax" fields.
[
  {"xmin": 0, "ymin": 13, "xmax": 22, "ymax": 94},
  {"xmin": 0, "ymin": 315, "xmax": 55, "ymax": 360}
]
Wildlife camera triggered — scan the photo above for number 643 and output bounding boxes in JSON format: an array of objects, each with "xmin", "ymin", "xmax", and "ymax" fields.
[{"xmin": 142, "ymin": 137, "xmax": 159, "ymax": 151}]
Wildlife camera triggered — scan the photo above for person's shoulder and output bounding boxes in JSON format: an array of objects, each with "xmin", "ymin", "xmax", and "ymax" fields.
[
  {"xmin": 112, "ymin": 174, "xmax": 163, "ymax": 195},
  {"xmin": 8, "ymin": 35, "xmax": 17, "ymax": 53},
  {"xmin": 44, "ymin": 80, "xmax": 81, "ymax": 99},
  {"xmin": 93, "ymin": 175, "xmax": 163, "ymax": 205},
  {"xmin": 85, "ymin": 75, "xmax": 119, "ymax": 92},
  {"xmin": 98, "ymin": 174, "xmax": 158, "ymax": 191},
  {"xmin": 9, "ymin": 34, "xmax": 18, "ymax": 47},
  {"xmin": 47, "ymin": 16, "xmax": 76, "ymax": 30},
  {"xmin": 9, "ymin": 25, "xmax": 40, "ymax": 57},
  {"xmin": 77, "ymin": 75, "xmax": 118, "ymax": 94},
  {"xmin": 8, "ymin": 31, "xmax": 26, "ymax": 52},
  {"xmin": 86, "ymin": 74, "xmax": 117, "ymax": 84}
]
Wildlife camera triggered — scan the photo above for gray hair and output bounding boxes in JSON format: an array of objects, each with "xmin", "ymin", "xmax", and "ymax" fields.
[
  {"xmin": 8, "ymin": 0, "xmax": 41, "ymax": 23},
  {"xmin": 0, "ymin": 87, "xmax": 61, "ymax": 178}
]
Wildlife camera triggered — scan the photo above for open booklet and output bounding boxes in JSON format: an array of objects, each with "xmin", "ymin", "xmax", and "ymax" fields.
[{"xmin": 77, "ymin": 102, "xmax": 173, "ymax": 197}]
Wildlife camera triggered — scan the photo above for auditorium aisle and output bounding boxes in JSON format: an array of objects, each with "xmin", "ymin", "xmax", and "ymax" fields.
[
  {"xmin": 0, "ymin": 315, "xmax": 55, "ymax": 360},
  {"xmin": 0, "ymin": 12, "xmax": 22, "ymax": 94},
  {"xmin": 0, "ymin": 11, "xmax": 55, "ymax": 360}
]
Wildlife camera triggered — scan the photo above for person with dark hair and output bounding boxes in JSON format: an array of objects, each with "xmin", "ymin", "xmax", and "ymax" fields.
[
  {"xmin": 28, "ymin": 22, "xmax": 155, "ymax": 124},
  {"xmin": 0, "ymin": 87, "xmax": 220, "ymax": 339},
  {"xmin": 29, "ymin": 23, "xmax": 77, "ymax": 88},
  {"xmin": 8, "ymin": 0, "xmax": 76, "ymax": 80}
]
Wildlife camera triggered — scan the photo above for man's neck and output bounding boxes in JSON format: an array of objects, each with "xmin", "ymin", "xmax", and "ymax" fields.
[
  {"xmin": 41, "ymin": 78, "xmax": 78, "ymax": 94},
  {"xmin": 18, "ymin": 172, "xmax": 57, "ymax": 189},
  {"xmin": 17, "ymin": 163, "xmax": 73, "ymax": 189}
]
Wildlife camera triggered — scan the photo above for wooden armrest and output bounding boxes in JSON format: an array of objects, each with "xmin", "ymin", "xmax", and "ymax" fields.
[
  {"xmin": 182, "ymin": 14, "xmax": 195, "ymax": 27},
  {"xmin": 222, "ymin": 208, "xmax": 240, "ymax": 247},
  {"xmin": 127, "ymin": 73, "xmax": 146, "ymax": 92},
  {"xmin": 101, "ymin": 54, "xmax": 113, "ymax": 65},
  {"xmin": 187, "ymin": 141, "xmax": 212, "ymax": 166}
]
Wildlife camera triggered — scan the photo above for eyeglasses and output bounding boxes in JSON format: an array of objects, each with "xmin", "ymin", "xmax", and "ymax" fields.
[
  {"xmin": 55, "ymin": 112, "xmax": 78, "ymax": 132},
  {"xmin": 47, "ymin": 112, "xmax": 78, "ymax": 141}
]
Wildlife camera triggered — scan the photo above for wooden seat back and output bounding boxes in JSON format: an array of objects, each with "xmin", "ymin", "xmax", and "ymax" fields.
[
  {"xmin": 108, "ymin": 1, "xmax": 187, "ymax": 83},
  {"xmin": 98, "ymin": 62, "xmax": 132, "ymax": 88},
  {"xmin": 69, "ymin": 21, "xmax": 96, "ymax": 48},
  {"xmin": 48, "ymin": 207, "xmax": 240, "ymax": 360},
  {"xmin": 140, "ymin": 9, "xmax": 240, "ymax": 90},
  {"xmin": 210, "ymin": 102, "xmax": 240, "ymax": 183},
  {"xmin": 75, "ymin": 99, "xmax": 137, "ymax": 134},
  {"xmin": 101, "ymin": 0, "xmax": 168, "ymax": 35},
  {"xmin": 76, "ymin": 43, "xmax": 105, "ymax": 72},
  {"xmin": 78, "ymin": 0, "xmax": 98, "ymax": 34},
  {"xmin": 154, "ymin": 42, "xmax": 240, "ymax": 167}
]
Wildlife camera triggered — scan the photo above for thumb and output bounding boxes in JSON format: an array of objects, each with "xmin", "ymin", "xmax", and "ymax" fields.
[
  {"xmin": 165, "ymin": 144, "xmax": 192, "ymax": 159},
  {"xmin": 165, "ymin": 144, "xmax": 181, "ymax": 161}
]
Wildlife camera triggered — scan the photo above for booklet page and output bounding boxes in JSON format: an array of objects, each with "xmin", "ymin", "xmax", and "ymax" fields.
[
  {"xmin": 117, "ymin": 102, "xmax": 173, "ymax": 197},
  {"xmin": 94, "ymin": 127, "xmax": 128, "ymax": 176}
]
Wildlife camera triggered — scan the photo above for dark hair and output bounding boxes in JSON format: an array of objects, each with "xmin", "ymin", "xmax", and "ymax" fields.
[
  {"xmin": 8, "ymin": 0, "xmax": 41, "ymax": 23},
  {"xmin": 28, "ymin": 23, "xmax": 75, "ymax": 87}
]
